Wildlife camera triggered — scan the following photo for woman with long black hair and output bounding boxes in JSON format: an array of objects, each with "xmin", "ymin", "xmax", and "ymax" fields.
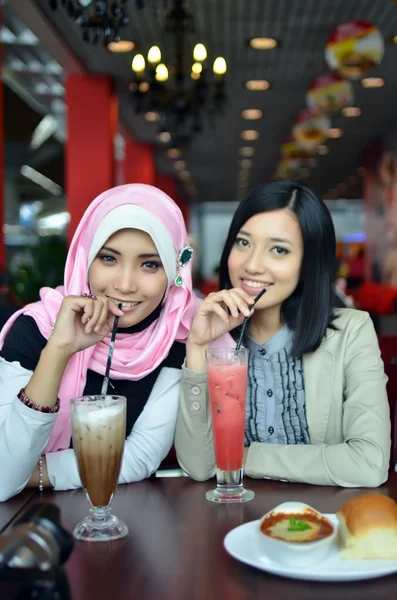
[{"xmin": 175, "ymin": 180, "xmax": 390, "ymax": 487}]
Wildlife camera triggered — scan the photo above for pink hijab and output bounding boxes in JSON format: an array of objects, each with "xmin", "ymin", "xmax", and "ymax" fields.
[{"xmin": 0, "ymin": 184, "xmax": 198, "ymax": 452}]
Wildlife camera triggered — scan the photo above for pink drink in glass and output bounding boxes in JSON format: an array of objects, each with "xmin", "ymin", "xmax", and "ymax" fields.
[
  {"xmin": 205, "ymin": 347, "xmax": 254, "ymax": 503},
  {"xmin": 207, "ymin": 362, "xmax": 247, "ymax": 471}
]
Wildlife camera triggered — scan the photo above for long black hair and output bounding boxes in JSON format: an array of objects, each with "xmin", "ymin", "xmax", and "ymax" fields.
[{"xmin": 219, "ymin": 180, "xmax": 337, "ymax": 357}]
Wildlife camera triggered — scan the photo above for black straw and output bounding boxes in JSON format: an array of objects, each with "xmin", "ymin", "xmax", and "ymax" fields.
[
  {"xmin": 101, "ymin": 303, "xmax": 122, "ymax": 396},
  {"xmin": 235, "ymin": 288, "xmax": 267, "ymax": 352}
]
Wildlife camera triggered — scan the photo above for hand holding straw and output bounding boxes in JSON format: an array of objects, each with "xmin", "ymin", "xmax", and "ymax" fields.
[
  {"xmin": 101, "ymin": 303, "xmax": 122, "ymax": 396},
  {"xmin": 235, "ymin": 288, "xmax": 267, "ymax": 352}
]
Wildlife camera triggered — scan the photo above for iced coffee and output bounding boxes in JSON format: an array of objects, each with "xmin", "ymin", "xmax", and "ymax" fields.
[{"xmin": 70, "ymin": 395, "xmax": 128, "ymax": 542}]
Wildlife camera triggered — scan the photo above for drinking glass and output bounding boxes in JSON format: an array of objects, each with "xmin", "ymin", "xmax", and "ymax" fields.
[
  {"xmin": 205, "ymin": 347, "xmax": 255, "ymax": 503},
  {"xmin": 71, "ymin": 395, "xmax": 129, "ymax": 541}
]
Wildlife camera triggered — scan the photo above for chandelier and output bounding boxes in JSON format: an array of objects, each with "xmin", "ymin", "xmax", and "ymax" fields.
[{"xmin": 129, "ymin": 0, "xmax": 228, "ymax": 145}]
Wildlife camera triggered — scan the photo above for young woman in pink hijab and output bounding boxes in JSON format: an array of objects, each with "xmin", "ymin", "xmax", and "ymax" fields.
[{"xmin": 0, "ymin": 183, "xmax": 198, "ymax": 501}]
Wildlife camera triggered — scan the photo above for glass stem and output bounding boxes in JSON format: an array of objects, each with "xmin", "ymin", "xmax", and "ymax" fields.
[
  {"xmin": 89, "ymin": 506, "xmax": 111, "ymax": 522},
  {"xmin": 216, "ymin": 468, "xmax": 244, "ymax": 492}
]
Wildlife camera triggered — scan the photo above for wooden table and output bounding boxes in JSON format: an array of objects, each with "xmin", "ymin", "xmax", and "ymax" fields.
[
  {"xmin": 0, "ymin": 488, "xmax": 37, "ymax": 533},
  {"xmin": 5, "ymin": 473, "xmax": 397, "ymax": 600}
]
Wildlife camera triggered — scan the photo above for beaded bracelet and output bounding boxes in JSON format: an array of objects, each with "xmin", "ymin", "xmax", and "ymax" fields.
[
  {"xmin": 17, "ymin": 388, "xmax": 60, "ymax": 414},
  {"xmin": 38, "ymin": 456, "xmax": 43, "ymax": 492}
]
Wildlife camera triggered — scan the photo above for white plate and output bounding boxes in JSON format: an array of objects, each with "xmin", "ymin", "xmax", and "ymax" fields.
[{"xmin": 224, "ymin": 515, "xmax": 397, "ymax": 582}]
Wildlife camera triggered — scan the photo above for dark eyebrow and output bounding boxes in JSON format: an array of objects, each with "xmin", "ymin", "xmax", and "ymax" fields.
[
  {"xmin": 101, "ymin": 245, "xmax": 121, "ymax": 256},
  {"xmin": 270, "ymin": 237, "xmax": 292, "ymax": 245},
  {"xmin": 101, "ymin": 246, "xmax": 160, "ymax": 259},
  {"xmin": 238, "ymin": 231, "xmax": 292, "ymax": 245}
]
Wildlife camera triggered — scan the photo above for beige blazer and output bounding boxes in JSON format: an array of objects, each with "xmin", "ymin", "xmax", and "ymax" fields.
[{"xmin": 175, "ymin": 309, "xmax": 391, "ymax": 487}]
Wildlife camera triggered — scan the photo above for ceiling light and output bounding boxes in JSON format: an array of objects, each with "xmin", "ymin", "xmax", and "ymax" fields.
[
  {"xmin": 107, "ymin": 40, "xmax": 135, "ymax": 53},
  {"xmin": 213, "ymin": 57, "xmax": 227, "ymax": 75},
  {"xmin": 193, "ymin": 43, "xmax": 207, "ymax": 62},
  {"xmin": 37, "ymin": 212, "xmax": 70, "ymax": 232},
  {"xmin": 245, "ymin": 80, "xmax": 270, "ymax": 91},
  {"xmin": 165, "ymin": 148, "xmax": 181, "ymax": 159},
  {"xmin": 241, "ymin": 130, "xmax": 260, "ymax": 141},
  {"xmin": 342, "ymin": 106, "xmax": 361, "ymax": 117},
  {"xmin": 241, "ymin": 109, "xmax": 263, "ymax": 120},
  {"xmin": 132, "ymin": 54, "xmax": 145, "ymax": 73},
  {"xmin": 155, "ymin": 63, "xmax": 168, "ymax": 82},
  {"xmin": 30, "ymin": 115, "xmax": 58, "ymax": 150},
  {"xmin": 20, "ymin": 165, "xmax": 63, "ymax": 196},
  {"xmin": 361, "ymin": 77, "xmax": 384, "ymax": 88},
  {"xmin": 192, "ymin": 62, "xmax": 202, "ymax": 74},
  {"xmin": 139, "ymin": 81, "xmax": 150, "ymax": 93},
  {"xmin": 191, "ymin": 72, "xmax": 200, "ymax": 80},
  {"xmin": 174, "ymin": 160, "xmax": 186, "ymax": 171},
  {"xmin": 145, "ymin": 111, "xmax": 160, "ymax": 122},
  {"xmin": 392, "ymin": 35, "xmax": 397, "ymax": 45},
  {"xmin": 178, "ymin": 170, "xmax": 190, "ymax": 180},
  {"xmin": 147, "ymin": 45, "xmax": 161, "ymax": 64},
  {"xmin": 157, "ymin": 131, "xmax": 171, "ymax": 144},
  {"xmin": 239, "ymin": 146, "xmax": 255, "ymax": 157},
  {"xmin": 317, "ymin": 145, "xmax": 329, "ymax": 155},
  {"xmin": 328, "ymin": 128, "xmax": 343, "ymax": 139},
  {"xmin": 249, "ymin": 37, "xmax": 278, "ymax": 50}
]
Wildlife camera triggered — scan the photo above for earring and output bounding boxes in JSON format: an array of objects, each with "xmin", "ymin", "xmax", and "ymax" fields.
[{"xmin": 175, "ymin": 246, "xmax": 193, "ymax": 286}]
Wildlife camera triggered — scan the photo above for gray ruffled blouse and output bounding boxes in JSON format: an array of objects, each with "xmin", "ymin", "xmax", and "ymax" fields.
[{"xmin": 244, "ymin": 326, "xmax": 311, "ymax": 447}]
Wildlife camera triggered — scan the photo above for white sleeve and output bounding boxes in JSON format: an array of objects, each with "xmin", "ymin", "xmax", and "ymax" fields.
[
  {"xmin": 46, "ymin": 367, "xmax": 182, "ymax": 490},
  {"xmin": 0, "ymin": 357, "xmax": 56, "ymax": 501}
]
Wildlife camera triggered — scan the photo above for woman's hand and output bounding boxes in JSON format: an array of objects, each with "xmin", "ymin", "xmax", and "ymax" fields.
[
  {"xmin": 188, "ymin": 288, "xmax": 254, "ymax": 347},
  {"xmin": 48, "ymin": 295, "xmax": 124, "ymax": 356}
]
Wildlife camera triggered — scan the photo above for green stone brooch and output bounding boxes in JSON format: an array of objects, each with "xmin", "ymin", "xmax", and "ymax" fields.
[{"xmin": 175, "ymin": 245, "xmax": 193, "ymax": 286}]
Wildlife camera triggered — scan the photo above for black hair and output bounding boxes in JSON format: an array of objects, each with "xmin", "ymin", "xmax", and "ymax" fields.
[{"xmin": 218, "ymin": 180, "xmax": 337, "ymax": 357}]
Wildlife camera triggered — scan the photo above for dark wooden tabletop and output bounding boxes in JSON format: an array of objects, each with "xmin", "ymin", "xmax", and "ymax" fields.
[
  {"xmin": 0, "ymin": 488, "xmax": 37, "ymax": 533},
  {"xmin": 3, "ymin": 474, "xmax": 397, "ymax": 600}
]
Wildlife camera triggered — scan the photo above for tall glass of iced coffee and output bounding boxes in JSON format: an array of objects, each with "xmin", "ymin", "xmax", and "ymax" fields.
[{"xmin": 71, "ymin": 395, "xmax": 128, "ymax": 542}]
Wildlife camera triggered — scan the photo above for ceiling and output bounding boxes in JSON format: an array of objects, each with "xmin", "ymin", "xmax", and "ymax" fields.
[{"xmin": 6, "ymin": 0, "xmax": 397, "ymax": 204}]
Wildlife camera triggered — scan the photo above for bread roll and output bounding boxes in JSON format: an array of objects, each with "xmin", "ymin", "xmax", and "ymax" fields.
[{"xmin": 337, "ymin": 494, "xmax": 397, "ymax": 559}]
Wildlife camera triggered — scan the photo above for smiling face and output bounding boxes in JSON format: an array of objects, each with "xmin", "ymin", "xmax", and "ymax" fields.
[
  {"xmin": 88, "ymin": 228, "xmax": 168, "ymax": 328},
  {"xmin": 227, "ymin": 209, "xmax": 304, "ymax": 318}
]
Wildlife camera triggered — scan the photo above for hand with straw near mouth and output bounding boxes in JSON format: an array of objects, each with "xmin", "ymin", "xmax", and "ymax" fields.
[{"xmin": 186, "ymin": 288, "xmax": 266, "ymax": 368}]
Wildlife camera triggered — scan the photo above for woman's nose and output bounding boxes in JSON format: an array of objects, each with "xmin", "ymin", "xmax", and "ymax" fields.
[
  {"xmin": 245, "ymin": 250, "xmax": 266, "ymax": 274},
  {"xmin": 114, "ymin": 267, "xmax": 138, "ymax": 294}
]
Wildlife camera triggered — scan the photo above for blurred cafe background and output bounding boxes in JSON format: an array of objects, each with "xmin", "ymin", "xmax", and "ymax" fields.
[{"xmin": 1, "ymin": 0, "xmax": 397, "ymax": 357}]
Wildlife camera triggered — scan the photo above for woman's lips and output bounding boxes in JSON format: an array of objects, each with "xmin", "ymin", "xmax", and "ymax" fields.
[
  {"xmin": 240, "ymin": 280, "xmax": 273, "ymax": 295},
  {"xmin": 108, "ymin": 298, "xmax": 143, "ymax": 313}
]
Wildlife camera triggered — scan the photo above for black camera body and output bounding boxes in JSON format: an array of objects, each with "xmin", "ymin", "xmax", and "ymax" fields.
[{"xmin": 0, "ymin": 503, "xmax": 74, "ymax": 599}]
